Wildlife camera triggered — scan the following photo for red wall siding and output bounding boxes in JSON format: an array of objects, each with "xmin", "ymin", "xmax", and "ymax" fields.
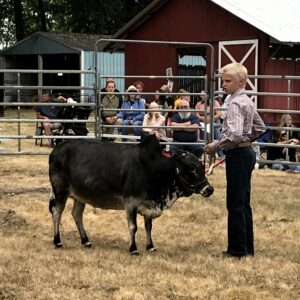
[
  {"xmin": 125, "ymin": 0, "xmax": 268, "ymax": 95},
  {"xmin": 259, "ymin": 59, "xmax": 300, "ymax": 125},
  {"xmin": 124, "ymin": 0, "xmax": 299, "ymax": 125},
  {"xmin": 125, "ymin": 43, "xmax": 177, "ymax": 98}
]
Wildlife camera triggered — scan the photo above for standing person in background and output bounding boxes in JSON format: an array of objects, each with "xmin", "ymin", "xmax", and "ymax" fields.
[
  {"xmin": 195, "ymin": 91, "xmax": 222, "ymax": 140},
  {"xmin": 204, "ymin": 63, "xmax": 266, "ymax": 258},
  {"xmin": 134, "ymin": 80, "xmax": 148, "ymax": 108}
]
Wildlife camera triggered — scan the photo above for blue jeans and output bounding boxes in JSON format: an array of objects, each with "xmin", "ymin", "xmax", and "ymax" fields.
[
  {"xmin": 272, "ymin": 159, "xmax": 285, "ymax": 171},
  {"xmin": 225, "ymin": 146, "xmax": 256, "ymax": 255},
  {"xmin": 121, "ymin": 119, "xmax": 142, "ymax": 136},
  {"xmin": 214, "ymin": 120, "xmax": 221, "ymax": 140},
  {"xmin": 272, "ymin": 159, "xmax": 300, "ymax": 172},
  {"xmin": 288, "ymin": 165, "xmax": 300, "ymax": 172}
]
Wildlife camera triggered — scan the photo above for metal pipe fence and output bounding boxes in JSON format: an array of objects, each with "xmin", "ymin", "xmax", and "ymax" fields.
[{"xmin": 1, "ymin": 41, "xmax": 300, "ymax": 169}]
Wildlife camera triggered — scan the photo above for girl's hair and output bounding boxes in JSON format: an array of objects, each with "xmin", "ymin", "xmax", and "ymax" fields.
[
  {"xmin": 149, "ymin": 101, "xmax": 159, "ymax": 109},
  {"xmin": 219, "ymin": 63, "xmax": 248, "ymax": 86},
  {"xmin": 177, "ymin": 88, "xmax": 188, "ymax": 99},
  {"xmin": 148, "ymin": 101, "xmax": 160, "ymax": 119},
  {"xmin": 279, "ymin": 114, "xmax": 293, "ymax": 127}
]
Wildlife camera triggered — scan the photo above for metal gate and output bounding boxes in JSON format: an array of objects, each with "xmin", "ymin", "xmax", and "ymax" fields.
[{"xmin": 1, "ymin": 38, "xmax": 300, "ymax": 171}]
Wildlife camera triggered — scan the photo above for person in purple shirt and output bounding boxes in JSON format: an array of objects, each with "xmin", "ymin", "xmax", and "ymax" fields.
[{"xmin": 204, "ymin": 63, "xmax": 266, "ymax": 258}]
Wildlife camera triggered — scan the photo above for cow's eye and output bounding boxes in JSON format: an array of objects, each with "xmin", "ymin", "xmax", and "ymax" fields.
[{"xmin": 188, "ymin": 165, "xmax": 197, "ymax": 174}]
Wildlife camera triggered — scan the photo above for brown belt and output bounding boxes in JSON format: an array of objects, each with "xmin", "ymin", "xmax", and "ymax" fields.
[{"xmin": 236, "ymin": 141, "xmax": 251, "ymax": 148}]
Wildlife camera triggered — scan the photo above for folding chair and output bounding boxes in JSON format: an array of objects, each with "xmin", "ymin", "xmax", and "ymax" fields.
[{"xmin": 35, "ymin": 122, "xmax": 44, "ymax": 146}]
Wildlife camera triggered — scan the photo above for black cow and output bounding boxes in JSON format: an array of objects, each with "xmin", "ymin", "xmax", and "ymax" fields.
[{"xmin": 49, "ymin": 135, "xmax": 214, "ymax": 255}]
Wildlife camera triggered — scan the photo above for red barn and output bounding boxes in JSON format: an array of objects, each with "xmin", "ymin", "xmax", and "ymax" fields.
[{"xmin": 104, "ymin": 0, "xmax": 300, "ymax": 125}]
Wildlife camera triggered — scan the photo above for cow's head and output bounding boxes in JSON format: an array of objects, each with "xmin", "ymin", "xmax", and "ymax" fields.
[{"xmin": 172, "ymin": 150, "xmax": 214, "ymax": 198}]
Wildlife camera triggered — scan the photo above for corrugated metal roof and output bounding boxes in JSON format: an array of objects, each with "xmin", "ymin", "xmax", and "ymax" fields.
[
  {"xmin": 40, "ymin": 32, "xmax": 109, "ymax": 51},
  {"xmin": 0, "ymin": 31, "xmax": 108, "ymax": 55},
  {"xmin": 211, "ymin": 0, "xmax": 300, "ymax": 44}
]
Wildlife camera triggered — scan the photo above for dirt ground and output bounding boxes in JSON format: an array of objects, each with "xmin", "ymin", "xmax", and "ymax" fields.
[{"xmin": 0, "ymin": 108, "xmax": 299, "ymax": 299}]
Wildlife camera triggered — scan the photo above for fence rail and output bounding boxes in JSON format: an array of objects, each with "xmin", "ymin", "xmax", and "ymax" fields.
[{"xmin": 1, "ymin": 60, "xmax": 300, "ymax": 169}]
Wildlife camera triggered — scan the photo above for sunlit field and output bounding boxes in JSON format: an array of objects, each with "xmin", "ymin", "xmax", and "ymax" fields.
[{"xmin": 0, "ymin": 109, "xmax": 299, "ymax": 299}]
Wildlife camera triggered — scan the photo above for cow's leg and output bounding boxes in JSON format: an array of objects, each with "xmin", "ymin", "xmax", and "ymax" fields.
[
  {"xmin": 49, "ymin": 188, "xmax": 68, "ymax": 248},
  {"xmin": 71, "ymin": 200, "xmax": 91, "ymax": 248},
  {"xmin": 144, "ymin": 216, "xmax": 156, "ymax": 252},
  {"xmin": 125, "ymin": 206, "xmax": 139, "ymax": 255}
]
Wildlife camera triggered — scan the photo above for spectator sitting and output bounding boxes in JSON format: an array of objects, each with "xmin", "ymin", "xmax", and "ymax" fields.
[
  {"xmin": 220, "ymin": 94, "xmax": 230, "ymax": 124},
  {"xmin": 134, "ymin": 80, "xmax": 148, "ymax": 108},
  {"xmin": 36, "ymin": 90, "xmax": 66, "ymax": 147},
  {"xmin": 101, "ymin": 80, "xmax": 122, "ymax": 139},
  {"xmin": 158, "ymin": 84, "xmax": 174, "ymax": 138},
  {"xmin": 158, "ymin": 85, "xmax": 174, "ymax": 119},
  {"xmin": 154, "ymin": 89, "xmax": 160, "ymax": 103},
  {"xmin": 170, "ymin": 99, "xmax": 203, "ymax": 158},
  {"xmin": 117, "ymin": 85, "xmax": 145, "ymax": 138},
  {"xmin": 174, "ymin": 89, "xmax": 190, "ymax": 110},
  {"xmin": 101, "ymin": 77, "xmax": 122, "ymax": 102},
  {"xmin": 195, "ymin": 90, "xmax": 222, "ymax": 141},
  {"xmin": 142, "ymin": 101, "xmax": 167, "ymax": 142},
  {"xmin": 279, "ymin": 114, "xmax": 299, "ymax": 140},
  {"xmin": 267, "ymin": 130, "xmax": 300, "ymax": 172}
]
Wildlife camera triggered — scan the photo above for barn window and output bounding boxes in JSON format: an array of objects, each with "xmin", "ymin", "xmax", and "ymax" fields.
[{"xmin": 178, "ymin": 54, "xmax": 206, "ymax": 107}]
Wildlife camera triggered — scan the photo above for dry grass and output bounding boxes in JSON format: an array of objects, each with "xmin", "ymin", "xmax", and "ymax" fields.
[{"xmin": 0, "ymin": 109, "xmax": 299, "ymax": 299}]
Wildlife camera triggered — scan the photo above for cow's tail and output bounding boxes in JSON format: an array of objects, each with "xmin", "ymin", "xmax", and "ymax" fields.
[{"xmin": 49, "ymin": 188, "xmax": 55, "ymax": 214}]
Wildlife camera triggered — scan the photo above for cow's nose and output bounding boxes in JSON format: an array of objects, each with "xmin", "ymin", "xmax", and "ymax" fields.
[{"xmin": 201, "ymin": 185, "xmax": 214, "ymax": 197}]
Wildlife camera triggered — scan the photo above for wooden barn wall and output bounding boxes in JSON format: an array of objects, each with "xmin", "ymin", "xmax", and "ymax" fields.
[
  {"xmin": 125, "ymin": 43, "xmax": 178, "ymax": 100},
  {"xmin": 259, "ymin": 59, "xmax": 300, "ymax": 125},
  {"xmin": 125, "ymin": 0, "xmax": 268, "ymax": 94}
]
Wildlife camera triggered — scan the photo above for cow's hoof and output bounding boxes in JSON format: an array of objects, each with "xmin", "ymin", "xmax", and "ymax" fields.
[
  {"xmin": 84, "ymin": 242, "xmax": 92, "ymax": 248},
  {"xmin": 54, "ymin": 243, "xmax": 62, "ymax": 249},
  {"xmin": 147, "ymin": 247, "xmax": 156, "ymax": 253},
  {"xmin": 130, "ymin": 250, "xmax": 139, "ymax": 256}
]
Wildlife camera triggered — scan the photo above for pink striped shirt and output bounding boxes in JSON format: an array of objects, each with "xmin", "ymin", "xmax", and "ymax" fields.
[{"xmin": 212, "ymin": 88, "xmax": 266, "ymax": 151}]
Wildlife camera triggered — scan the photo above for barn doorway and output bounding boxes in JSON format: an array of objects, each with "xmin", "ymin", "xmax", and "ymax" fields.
[{"xmin": 177, "ymin": 49, "xmax": 206, "ymax": 107}]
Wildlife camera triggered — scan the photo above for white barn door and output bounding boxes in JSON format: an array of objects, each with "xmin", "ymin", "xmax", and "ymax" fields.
[{"xmin": 218, "ymin": 39, "xmax": 258, "ymax": 104}]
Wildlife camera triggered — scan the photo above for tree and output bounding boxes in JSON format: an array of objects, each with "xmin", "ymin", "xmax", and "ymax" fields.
[
  {"xmin": 13, "ymin": 0, "xmax": 25, "ymax": 41},
  {"xmin": 0, "ymin": 0, "xmax": 16, "ymax": 48},
  {"xmin": 37, "ymin": 0, "xmax": 47, "ymax": 31},
  {"xmin": 0, "ymin": 0, "xmax": 153, "ymax": 48}
]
